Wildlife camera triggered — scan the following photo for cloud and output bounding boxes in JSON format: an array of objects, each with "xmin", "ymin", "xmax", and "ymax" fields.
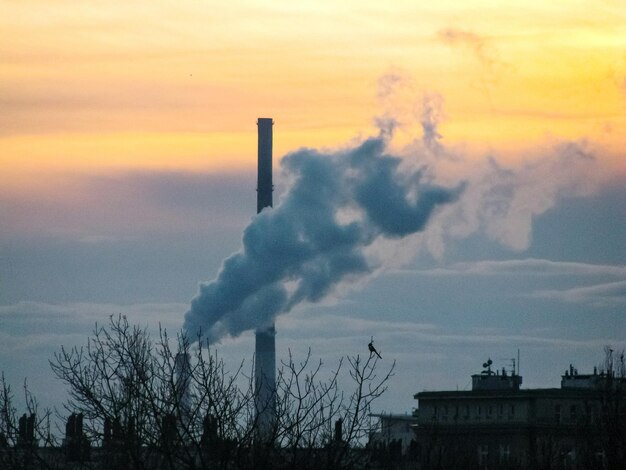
[
  {"xmin": 0, "ymin": 301, "xmax": 187, "ymax": 339},
  {"xmin": 386, "ymin": 257, "xmax": 626, "ymax": 322},
  {"xmin": 1, "ymin": 170, "xmax": 254, "ymax": 239},
  {"xmin": 376, "ymin": 69, "xmax": 413, "ymax": 101},
  {"xmin": 535, "ymin": 280, "xmax": 626, "ymax": 307},
  {"xmin": 437, "ymin": 28, "xmax": 491, "ymax": 63},
  {"xmin": 409, "ymin": 259, "xmax": 626, "ymax": 277},
  {"xmin": 278, "ymin": 309, "xmax": 607, "ymax": 349},
  {"xmin": 436, "ymin": 27, "xmax": 508, "ymax": 92}
]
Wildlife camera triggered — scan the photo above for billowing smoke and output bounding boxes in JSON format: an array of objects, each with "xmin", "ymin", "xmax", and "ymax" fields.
[
  {"xmin": 419, "ymin": 139, "xmax": 601, "ymax": 257},
  {"xmin": 185, "ymin": 71, "xmax": 603, "ymax": 342},
  {"xmin": 184, "ymin": 133, "xmax": 463, "ymax": 342},
  {"xmin": 420, "ymin": 93, "xmax": 445, "ymax": 154}
]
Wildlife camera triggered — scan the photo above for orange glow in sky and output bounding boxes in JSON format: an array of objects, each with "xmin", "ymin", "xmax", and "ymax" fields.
[{"xmin": 1, "ymin": 0, "xmax": 624, "ymax": 185}]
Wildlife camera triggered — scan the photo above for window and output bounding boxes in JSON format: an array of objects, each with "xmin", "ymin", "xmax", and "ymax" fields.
[
  {"xmin": 442, "ymin": 405, "xmax": 448, "ymax": 422},
  {"xmin": 478, "ymin": 444, "xmax": 489, "ymax": 467},
  {"xmin": 499, "ymin": 444, "xmax": 511, "ymax": 463},
  {"xmin": 570, "ymin": 404, "xmax": 578, "ymax": 422},
  {"xmin": 509, "ymin": 404, "xmax": 515, "ymax": 420},
  {"xmin": 562, "ymin": 447, "xmax": 575, "ymax": 469},
  {"xmin": 555, "ymin": 404, "xmax": 562, "ymax": 423}
]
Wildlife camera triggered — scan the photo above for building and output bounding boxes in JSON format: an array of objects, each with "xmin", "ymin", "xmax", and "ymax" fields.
[
  {"xmin": 369, "ymin": 412, "xmax": 418, "ymax": 454},
  {"xmin": 413, "ymin": 360, "xmax": 626, "ymax": 470}
]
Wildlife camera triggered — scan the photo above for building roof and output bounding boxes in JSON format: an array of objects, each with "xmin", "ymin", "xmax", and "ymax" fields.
[
  {"xmin": 415, "ymin": 358, "xmax": 626, "ymax": 401},
  {"xmin": 414, "ymin": 387, "xmax": 617, "ymax": 400},
  {"xmin": 370, "ymin": 413, "xmax": 418, "ymax": 421}
]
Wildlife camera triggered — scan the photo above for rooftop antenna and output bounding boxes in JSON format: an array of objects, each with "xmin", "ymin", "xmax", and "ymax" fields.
[{"xmin": 498, "ymin": 357, "xmax": 517, "ymax": 376}]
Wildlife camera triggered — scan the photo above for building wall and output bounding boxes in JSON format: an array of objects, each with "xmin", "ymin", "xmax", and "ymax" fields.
[
  {"xmin": 413, "ymin": 389, "xmax": 622, "ymax": 469},
  {"xmin": 369, "ymin": 414, "xmax": 418, "ymax": 454},
  {"xmin": 419, "ymin": 396, "xmax": 532, "ymax": 426}
]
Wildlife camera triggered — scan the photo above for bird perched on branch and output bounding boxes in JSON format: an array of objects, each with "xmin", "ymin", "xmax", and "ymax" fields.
[{"xmin": 368, "ymin": 337, "xmax": 382, "ymax": 359}]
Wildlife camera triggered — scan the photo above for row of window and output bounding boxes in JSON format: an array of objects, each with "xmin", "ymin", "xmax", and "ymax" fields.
[
  {"xmin": 431, "ymin": 402, "xmax": 626, "ymax": 423},
  {"xmin": 552, "ymin": 403, "xmax": 626, "ymax": 424},
  {"xmin": 432, "ymin": 403, "xmax": 517, "ymax": 421},
  {"xmin": 433, "ymin": 442, "xmax": 605, "ymax": 470}
]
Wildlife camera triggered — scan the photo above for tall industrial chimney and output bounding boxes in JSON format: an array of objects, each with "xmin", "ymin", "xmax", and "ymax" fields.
[
  {"xmin": 255, "ymin": 118, "xmax": 276, "ymax": 435},
  {"xmin": 174, "ymin": 352, "xmax": 192, "ymax": 424},
  {"xmin": 257, "ymin": 118, "xmax": 273, "ymax": 213}
]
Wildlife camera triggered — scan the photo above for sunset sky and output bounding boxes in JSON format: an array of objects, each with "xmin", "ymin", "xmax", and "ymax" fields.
[{"xmin": 1, "ymin": 0, "xmax": 625, "ymax": 413}]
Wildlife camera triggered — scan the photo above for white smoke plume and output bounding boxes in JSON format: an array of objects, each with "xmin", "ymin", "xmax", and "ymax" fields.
[
  {"xmin": 184, "ymin": 133, "xmax": 463, "ymax": 342},
  {"xmin": 185, "ymin": 79, "xmax": 603, "ymax": 343},
  {"xmin": 423, "ymin": 140, "xmax": 600, "ymax": 256},
  {"xmin": 370, "ymin": 71, "xmax": 602, "ymax": 260},
  {"xmin": 420, "ymin": 93, "xmax": 445, "ymax": 154}
]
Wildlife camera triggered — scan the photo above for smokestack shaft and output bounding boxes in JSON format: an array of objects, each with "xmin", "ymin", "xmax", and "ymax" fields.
[
  {"xmin": 257, "ymin": 118, "xmax": 273, "ymax": 213},
  {"xmin": 255, "ymin": 118, "xmax": 276, "ymax": 435}
]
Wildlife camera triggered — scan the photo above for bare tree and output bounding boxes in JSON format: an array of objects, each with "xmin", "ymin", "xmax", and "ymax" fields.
[
  {"xmin": 49, "ymin": 315, "xmax": 247, "ymax": 469},
  {"xmin": 597, "ymin": 346, "xmax": 626, "ymax": 470},
  {"xmin": 49, "ymin": 314, "xmax": 394, "ymax": 469},
  {"xmin": 0, "ymin": 373, "xmax": 58, "ymax": 469},
  {"xmin": 268, "ymin": 350, "xmax": 394, "ymax": 470}
]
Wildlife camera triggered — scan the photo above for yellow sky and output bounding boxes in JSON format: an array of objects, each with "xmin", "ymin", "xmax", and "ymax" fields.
[{"xmin": 1, "ymin": 0, "xmax": 625, "ymax": 188}]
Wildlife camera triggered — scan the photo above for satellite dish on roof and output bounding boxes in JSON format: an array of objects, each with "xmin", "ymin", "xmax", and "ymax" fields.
[{"xmin": 481, "ymin": 358, "xmax": 494, "ymax": 376}]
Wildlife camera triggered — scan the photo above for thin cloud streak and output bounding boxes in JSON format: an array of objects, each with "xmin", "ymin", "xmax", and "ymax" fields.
[
  {"xmin": 396, "ymin": 259, "xmax": 626, "ymax": 277},
  {"xmin": 279, "ymin": 311, "xmax": 620, "ymax": 350},
  {"xmin": 534, "ymin": 280, "xmax": 626, "ymax": 306},
  {"xmin": 1, "ymin": 170, "xmax": 254, "ymax": 238},
  {"xmin": 1, "ymin": 301, "xmax": 619, "ymax": 355}
]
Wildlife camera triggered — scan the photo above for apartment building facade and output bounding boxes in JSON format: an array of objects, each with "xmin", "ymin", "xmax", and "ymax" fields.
[{"xmin": 413, "ymin": 362, "xmax": 625, "ymax": 469}]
